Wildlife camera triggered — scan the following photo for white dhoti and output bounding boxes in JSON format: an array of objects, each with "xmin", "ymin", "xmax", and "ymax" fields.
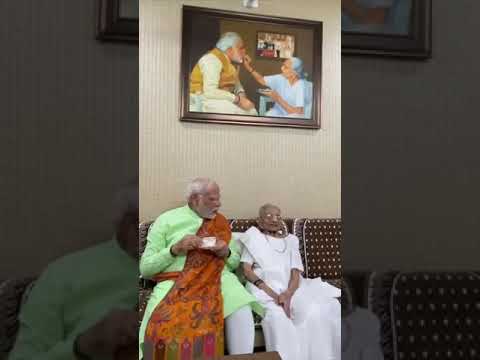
[
  {"xmin": 262, "ymin": 294, "xmax": 340, "ymax": 360},
  {"xmin": 190, "ymin": 94, "xmax": 258, "ymax": 116},
  {"xmin": 239, "ymin": 226, "xmax": 341, "ymax": 360}
]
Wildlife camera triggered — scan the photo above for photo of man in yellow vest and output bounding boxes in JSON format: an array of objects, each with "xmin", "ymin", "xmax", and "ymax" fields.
[{"xmin": 189, "ymin": 32, "xmax": 258, "ymax": 116}]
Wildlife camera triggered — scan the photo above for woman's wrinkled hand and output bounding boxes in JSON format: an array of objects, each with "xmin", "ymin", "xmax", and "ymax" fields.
[
  {"xmin": 243, "ymin": 54, "xmax": 254, "ymax": 72},
  {"xmin": 278, "ymin": 291, "xmax": 293, "ymax": 318},
  {"xmin": 263, "ymin": 89, "xmax": 280, "ymax": 102}
]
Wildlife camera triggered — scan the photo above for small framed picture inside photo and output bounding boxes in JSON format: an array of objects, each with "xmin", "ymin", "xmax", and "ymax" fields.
[{"xmin": 256, "ymin": 32, "xmax": 295, "ymax": 60}]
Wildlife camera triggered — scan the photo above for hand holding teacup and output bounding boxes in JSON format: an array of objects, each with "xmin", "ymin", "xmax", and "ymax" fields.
[
  {"xmin": 200, "ymin": 236, "xmax": 217, "ymax": 249},
  {"xmin": 203, "ymin": 237, "xmax": 229, "ymax": 258}
]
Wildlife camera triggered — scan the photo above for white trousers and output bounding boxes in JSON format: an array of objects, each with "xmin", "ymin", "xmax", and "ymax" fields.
[
  {"xmin": 224, "ymin": 305, "xmax": 255, "ymax": 355},
  {"xmin": 261, "ymin": 297, "xmax": 341, "ymax": 360},
  {"xmin": 190, "ymin": 94, "xmax": 258, "ymax": 116}
]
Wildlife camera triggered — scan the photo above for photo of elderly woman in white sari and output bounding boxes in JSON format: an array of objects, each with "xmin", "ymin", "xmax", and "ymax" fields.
[
  {"xmin": 238, "ymin": 204, "xmax": 341, "ymax": 360},
  {"xmin": 243, "ymin": 56, "xmax": 313, "ymax": 119}
]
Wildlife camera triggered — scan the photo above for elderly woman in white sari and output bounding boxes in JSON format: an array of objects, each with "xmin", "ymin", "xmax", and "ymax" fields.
[{"xmin": 239, "ymin": 204, "xmax": 341, "ymax": 360}]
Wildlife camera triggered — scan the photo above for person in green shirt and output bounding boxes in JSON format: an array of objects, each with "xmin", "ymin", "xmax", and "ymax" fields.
[
  {"xmin": 139, "ymin": 178, "xmax": 261, "ymax": 359},
  {"xmin": 8, "ymin": 183, "xmax": 139, "ymax": 360}
]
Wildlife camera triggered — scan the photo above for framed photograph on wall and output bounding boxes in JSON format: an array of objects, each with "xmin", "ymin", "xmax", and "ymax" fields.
[
  {"xmin": 341, "ymin": 0, "xmax": 432, "ymax": 58},
  {"xmin": 256, "ymin": 32, "xmax": 296, "ymax": 60},
  {"xmin": 97, "ymin": 0, "xmax": 138, "ymax": 42},
  {"xmin": 180, "ymin": 6, "xmax": 323, "ymax": 129}
]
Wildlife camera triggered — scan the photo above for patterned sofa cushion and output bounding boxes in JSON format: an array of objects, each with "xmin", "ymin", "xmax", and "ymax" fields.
[
  {"xmin": 369, "ymin": 271, "xmax": 480, "ymax": 360},
  {"xmin": 293, "ymin": 218, "xmax": 342, "ymax": 279},
  {"xmin": 139, "ymin": 221, "xmax": 152, "ymax": 257}
]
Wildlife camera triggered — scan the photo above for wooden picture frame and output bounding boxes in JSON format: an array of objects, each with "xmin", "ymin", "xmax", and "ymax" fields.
[
  {"xmin": 341, "ymin": 0, "xmax": 432, "ymax": 58},
  {"xmin": 180, "ymin": 6, "xmax": 323, "ymax": 129},
  {"xmin": 97, "ymin": 0, "xmax": 138, "ymax": 43}
]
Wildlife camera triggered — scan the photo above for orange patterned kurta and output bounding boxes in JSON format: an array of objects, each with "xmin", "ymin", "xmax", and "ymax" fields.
[{"xmin": 143, "ymin": 214, "xmax": 231, "ymax": 360}]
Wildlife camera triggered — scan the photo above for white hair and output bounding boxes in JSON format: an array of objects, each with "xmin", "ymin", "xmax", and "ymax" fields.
[
  {"xmin": 259, "ymin": 203, "xmax": 280, "ymax": 217},
  {"xmin": 216, "ymin": 32, "xmax": 242, "ymax": 52},
  {"xmin": 185, "ymin": 177, "xmax": 217, "ymax": 201},
  {"xmin": 111, "ymin": 179, "xmax": 138, "ymax": 224}
]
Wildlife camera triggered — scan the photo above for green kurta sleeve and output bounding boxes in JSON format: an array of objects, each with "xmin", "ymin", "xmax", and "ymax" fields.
[
  {"xmin": 10, "ymin": 240, "xmax": 138, "ymax": 360},
  {"xmin": 225, "ymin": 237, "xmax": 241, "ymax": 272},
  {"xmin": 139, "ymin": 216, "xmax": 176, "ymax": 278},
  {"xmin": 8, "ymin": 265, "xmax": 77, "ymax": 360}
]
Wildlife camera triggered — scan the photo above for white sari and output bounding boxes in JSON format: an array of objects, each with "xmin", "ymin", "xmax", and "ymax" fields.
[{"xmin": 239, "ymin": 226, "xmax": 341, "ymax": 360}]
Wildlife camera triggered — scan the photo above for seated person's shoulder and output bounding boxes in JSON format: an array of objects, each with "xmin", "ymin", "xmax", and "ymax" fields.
[
  {"xmin": 230, "ymin": 232, "xmax": 244, "ymax": 246},
  {"xmin": 242, "ymin": 226, "xmax": 260, "ymax": 242},
  {"xmin": 150, "ymin": 206, "xmax": 184, "ymax": 226},
  {"xmin": 24, "ymin": 241, "xmax": 113, "ymax": 300},
  {"xmin": 169, "ymin": 205, "xmax": 192, "ymax": 218},
  {"xmin": 157, "ymin": 206, "xmax": 183, "ymax": 218},
  {"xmin": 264, "ymin": 73, "xmax": 284, "ymax": 87},
  {"xmin": 199, "ymin": 52, "xmax": 222, "ymax": 66},
  {"xmin": 51, "ymin": 241, "xmax": 112, "ymax": 273},
  {"xmin": 287, "ymin": 233, "xmax": 300, "ymax": 244}
]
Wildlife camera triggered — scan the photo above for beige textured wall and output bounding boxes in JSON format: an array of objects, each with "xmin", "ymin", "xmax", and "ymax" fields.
[{"xmin": 140, "ymin": 0, "xmax": 341, "ymax": 221}]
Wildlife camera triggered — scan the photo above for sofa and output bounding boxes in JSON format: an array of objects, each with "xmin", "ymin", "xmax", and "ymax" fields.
[
  {"xmin": 138, "ymin": 217, "xmax": 343, "ymax": 350},
  {"xmin": 344, "ymin": 270, "xmax": 480, "ymax": 360},
  {"xmin": 2, "ymin": 216, "xmax": 479, "ymax": 359}
]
